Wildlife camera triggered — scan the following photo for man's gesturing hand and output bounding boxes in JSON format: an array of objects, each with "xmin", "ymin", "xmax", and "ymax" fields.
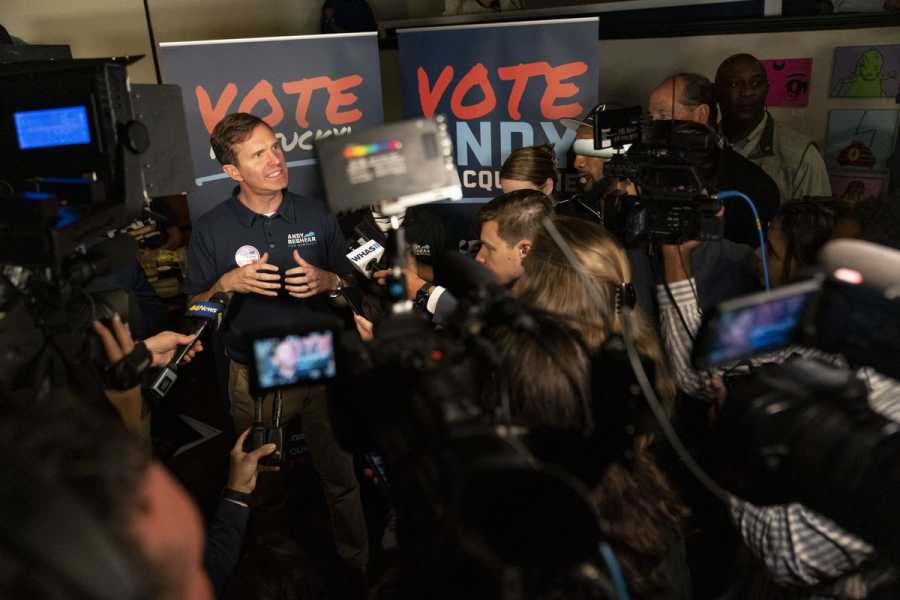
[
  {"xmin": 220, "ymin": 252, "xmax": 281, "ymax": 297},
  {"xmin": 284, "ymin": 249, "xmax": 339, "ymax": 299}
]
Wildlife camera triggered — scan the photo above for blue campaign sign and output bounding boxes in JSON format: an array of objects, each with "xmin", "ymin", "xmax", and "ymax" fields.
[
  {"xmin": 159, "ymin": 33, "xmax": 384, "ymax": 220},
  {"xmin": 398, "ymin": 18, "xmax": 599, "ymax": 202}
]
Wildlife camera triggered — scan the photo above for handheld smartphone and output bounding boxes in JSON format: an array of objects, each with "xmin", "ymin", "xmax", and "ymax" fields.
[
  {"xmin": 692, "ymin": 279, "xmax": 821, "ymax": 369},
  {"xmin": 249, "ymin": 328, "xmax": 340, "ymax": 395},
  {"xmin": 342, "ymin": 287, "xmax": 365, "ymax": 315}
]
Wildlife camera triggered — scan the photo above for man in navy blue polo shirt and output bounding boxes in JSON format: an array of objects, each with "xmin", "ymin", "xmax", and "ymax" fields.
[{"xmin": 184, "ymin": 112, "xmax": 367, "ymax": 572}]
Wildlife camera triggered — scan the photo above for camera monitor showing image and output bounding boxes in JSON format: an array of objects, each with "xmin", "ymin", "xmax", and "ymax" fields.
[
  {"xmin": 251, "ymin": 330, "xmax": 338, "ymax": 393},
  {"xmin": 692, "ymin": 280, "xmax": 821, "ymax": 369}
]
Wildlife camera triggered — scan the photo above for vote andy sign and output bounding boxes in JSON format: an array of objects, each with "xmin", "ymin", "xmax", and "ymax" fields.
[
  {"xmin": 159, "ymin": 32, "xmax": 384, "ymax": 219},
  {"xmin": 397, "ymin": 18, "xmax": 599, "ymax": 201}
]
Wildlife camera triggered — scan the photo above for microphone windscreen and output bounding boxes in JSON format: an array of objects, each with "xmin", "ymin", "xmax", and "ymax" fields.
[{"xmin": 819, "ymin": 239, "xmax": 900, "ymax": 294}]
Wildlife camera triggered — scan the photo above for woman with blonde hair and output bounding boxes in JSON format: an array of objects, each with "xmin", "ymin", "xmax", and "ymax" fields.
[{"xmin": 513, "ymin": 215, "xmax": 677, "ymax": 412}]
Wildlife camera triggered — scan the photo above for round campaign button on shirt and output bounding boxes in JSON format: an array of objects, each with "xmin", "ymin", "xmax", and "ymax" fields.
[{"xmin": 234, "ymin": 245, "xmax": 261, "ymax": 267}]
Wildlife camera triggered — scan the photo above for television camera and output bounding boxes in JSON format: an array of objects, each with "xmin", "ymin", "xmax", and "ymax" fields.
[
  {"xmin": 0, "ymin": 50, "xmax": 194, "ymax": 401},
  {"xmin": 573, "ymin": 105, "xmax": 724, "ymax": 247},
  {"xmin": 693, "ymin": 239, "xmax": 900, "ymax": 561}
]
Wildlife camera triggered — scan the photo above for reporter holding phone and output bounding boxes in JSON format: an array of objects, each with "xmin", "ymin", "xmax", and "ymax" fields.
[{"xmin": 183, "ymin": 112, "xmax": 367, "ymax": 575}]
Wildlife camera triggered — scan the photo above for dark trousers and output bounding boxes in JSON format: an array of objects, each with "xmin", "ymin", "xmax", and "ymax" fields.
[{"xmin": 229, "ymin": 360, "xmax": 369, "ymax": 569}]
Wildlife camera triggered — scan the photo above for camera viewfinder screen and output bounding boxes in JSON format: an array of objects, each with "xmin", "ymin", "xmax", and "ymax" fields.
[
  {"xmin": 253, "ymin": 331, "xmax": 337, "ymax": 390},
  {"xmin": 702, "ymin": 292, "xmax": 813, "ymax": 366},
  {"xmin": 14, "ymin": 106, "xmax": 92, "ymax": 150}
]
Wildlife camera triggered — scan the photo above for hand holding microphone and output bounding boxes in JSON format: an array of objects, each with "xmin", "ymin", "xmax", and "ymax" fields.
[
  {"xmin": 92, "ymin": 313, "xmax": 206, "ymax": 431},
  {"xmin": 149, "ymin": 292, "xmax": 229, "ymax": 399},
  {"xmin": 144, "ymin": 331, "xmax": 203, "ymax": 367},
  {"xmin": 93, "ymin": 314, "xmax": 203, "ymax": 383}
]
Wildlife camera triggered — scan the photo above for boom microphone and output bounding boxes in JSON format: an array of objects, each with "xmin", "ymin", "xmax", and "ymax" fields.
[{"xmin": 149, "ymin": 292, "xmax": 229, "ymax": 399}]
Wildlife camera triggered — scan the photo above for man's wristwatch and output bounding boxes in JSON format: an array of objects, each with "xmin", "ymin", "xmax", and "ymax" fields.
[
  {"xmin": 413, "ymin": 282, "xmax": 434, "ymax": 311},
  {"xmin": 329, "ymin": 273, "xmax": 344, "ymax": 298}
]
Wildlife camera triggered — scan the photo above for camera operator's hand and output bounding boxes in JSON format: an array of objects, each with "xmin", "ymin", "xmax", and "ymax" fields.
[
  {"xmin": 284, "ymin": 250, "xmax": 340, "ymax": 299},
  {"xmin": 661, "ymin": 241, "xmax": 701, "ymax": 283},
  {"xmin": 144, "ymin": 331, "xmax": 203, "ymax": 367},
  {"xmin": 219, "ymin": 252, "xmax": 280, "ymax": 297},
  {"xmin": 93, "ymin": 313, "xmax": 135, "ymax": 361},
  {"xmin": 354, "ymin": 314, "xmax": 374, "ymax": 342},
  {"xmin": 92, "ymin": 314, "xmax": 143, "ymax": 433},
  {"xmin": 227, "ymin": 429, "xmax": 279, "ymax": 496}
]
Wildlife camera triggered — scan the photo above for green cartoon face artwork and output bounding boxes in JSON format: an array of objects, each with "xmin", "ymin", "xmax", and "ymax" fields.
[
  {"xmin": 839, "ymin": 49, "xmax": 897, "ymax": 97},
  {"xmin": 858, "ymin": 50, "xmax": 883, "ymax": 81}
]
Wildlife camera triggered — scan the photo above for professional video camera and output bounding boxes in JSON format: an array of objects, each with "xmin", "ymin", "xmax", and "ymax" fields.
[
  {"xmin": 691, "ymin": 239, "xmax": 900, "ymax": 560},
  {"xmin": 574, "ymin": 105, "xmax": 724, "ymax": 247},
  {"xmin": 0, "ymin": 51, "xmax": 195, "ymax": 402}
]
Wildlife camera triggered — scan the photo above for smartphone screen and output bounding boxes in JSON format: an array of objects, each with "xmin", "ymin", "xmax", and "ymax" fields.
[
  {"xmin": 251, "ymin": 330, "xmax": 338, "ymax": 392},
  {"xmin": 692, "ymin": 280, "xmax": 820, "ymax": 369}
]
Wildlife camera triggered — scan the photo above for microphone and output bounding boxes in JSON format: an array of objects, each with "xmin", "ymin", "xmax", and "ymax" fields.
[
  {"xmin": 346, "ymin": 238, "xmax": 386, "ymax": 278},
  {"xmin": 815, "ymin": 239, "xmax": 900, "ymax": 380},
  {"xmin": 432, "ymin": 252, "xmax": 499, "ymax": 299},
  {"xmin": 149, "ymin": 292, "xmax": 229, "ymax": 399}
]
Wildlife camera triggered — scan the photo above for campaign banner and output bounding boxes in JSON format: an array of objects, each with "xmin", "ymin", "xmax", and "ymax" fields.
[
  {"xmin": 397, "ymin": 18, "xmax": 599, "ymax": 202},
  {"xmin": 159, "ymin": 33, "xmax": 384, "ymax": 220}
]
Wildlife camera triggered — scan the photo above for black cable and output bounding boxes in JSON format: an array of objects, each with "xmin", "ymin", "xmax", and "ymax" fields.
[
  {"xmin": 542, "ymin": 217, "xmax": 733, "ymax": 506},
  {"xmin": 620, "ymin": 308, "xmax": 731, "ymax": 504},
  {"xmin": 142, "ymin": 0, "xmax": 163, "ymax": 84}
]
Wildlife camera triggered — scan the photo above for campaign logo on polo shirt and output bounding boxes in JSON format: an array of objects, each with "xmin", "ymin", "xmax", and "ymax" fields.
[
  {"xmin": 288, "ymin": 231, "xmax": 318, "ymax": 248},
  {"xmin": 411, "ymin": 243, "xmax": 432, "ymax": 257}
]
